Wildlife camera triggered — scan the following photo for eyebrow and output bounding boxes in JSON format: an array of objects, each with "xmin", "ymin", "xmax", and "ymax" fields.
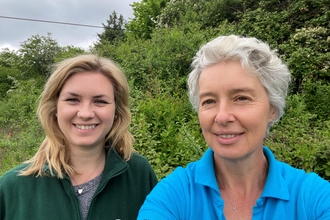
[
  {"xmin": 62, "ymin": 92, "xmax": 109, "ymax": 99},
  {"xmin": 199, "ymin": 87, "xmax": 257, "ymax": 98},
  {"xmin": 199, "ymin": 91, "xmax": 217, "ymax": 99},
  {"xmin": 228, "ymin": 87, "xmax": 257, "ymax": 95}
]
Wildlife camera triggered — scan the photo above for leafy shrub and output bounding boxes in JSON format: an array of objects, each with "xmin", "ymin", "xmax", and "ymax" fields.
[
  {"xmin": 130, "ymin": 79, "xmax": 206, "ymax": 179},
  {"xmin": 0, "ymin": 78, "xmax": 42, "ymax": 128},
  {"xmin": 279, "ymin": 27, "xmax": 330, "ymax": 94},
  {"xmin": 95, "ymin": 25, "xmax": 210, "ymax": 92},
  {"xmin": 267, "ymin": 94, "xmax": 330, "ymax": 180},
  {"xmin": 17, "ymin": 33, "xmax": 61, "ymax": 78},
  {"xmin": 302, "ymin": 79, "xmax": 330, "ymax": 121},
  {"xmin": 0, "ymin": 78, "xmax": 43, "ymax": 175}
]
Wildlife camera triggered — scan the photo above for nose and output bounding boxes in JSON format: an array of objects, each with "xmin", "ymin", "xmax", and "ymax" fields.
[
  {"xmin": 214, "ymin": 102, "xmax": 235, "ymax": 126},
  {"xmin": 77, "ymin": 104, "xmax": 95, "ymax": 119}
]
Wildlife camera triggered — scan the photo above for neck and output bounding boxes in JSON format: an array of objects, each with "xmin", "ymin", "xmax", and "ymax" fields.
[
  {"xmin": 70, "ymin": 148, "xmax": 106, "ymax": 176},
  {"xmin": 215, "ymin": 157, "xmax": 268, "ymax": 220},
  {"xmin": 214, "ymin": 154, "xmax": 268, "ymax": 194}
]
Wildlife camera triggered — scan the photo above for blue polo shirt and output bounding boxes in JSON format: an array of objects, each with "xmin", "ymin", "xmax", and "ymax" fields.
[{"xmin": 138, "ymin": 147, "xmax": 330, "ymax": 219}]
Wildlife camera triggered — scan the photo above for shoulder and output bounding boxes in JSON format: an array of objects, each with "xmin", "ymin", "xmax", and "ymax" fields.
[
  {"xmin": 129, "ymin": 152, "xmax": 149, "ymax": 162},
  {"xmin": 267, "ymin": 147, "xmax": 328, "ymax": 188},
  {"xmin": 265, "ymin": 147, "xmax": 330, "ymax": 217},
  {"xmin": 272, "ymin": 154, "xmax": 326, "ymax": 187},
  {"xmin": 126, "ymin": 152, "xmax": 158, "ymax": 184},
  {"xmin": 152, "ymin": 165, "xmax": 196, "ymax": 193},
  {"xmin": 138, "ymin": 166, "xmax": 194, "ymax": 220},
  {"xmin": 264, "ymin": 146, "xmax": 311, "ymax": 182},
  {"xmin": 0, "ymin": 163, "xmax": 32, "ymax": 192},
  {"xmin": 299, "ymin": 172, "xmax": 330, "ymax": 194},
  {"xmin": 127, "ymin": 152, "xmax": 153, "ymax": 168},
  {"xmin": 0, "ymin": 163, "xmax": 29, "ymax": 181},
  {"xmin": 298, "ymin": 173, "xmax": 330, "ymax": 218}
]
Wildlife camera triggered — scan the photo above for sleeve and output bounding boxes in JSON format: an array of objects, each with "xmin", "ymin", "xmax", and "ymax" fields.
[
  {"xmin": 131, "ymin": 153, "xmax": 158, "ymax": 190},
  {"xmin": 303, "ymin": 173, "xmax": 330, "ymax": 219},
  {"xmin": 0, "ymin": 176, "xmax": 5, "ymax": 219},
  {"xmin": 148, "ymin": 163, "xmax": 158, "ymax": 190},
  {"xmin": 137, "ymin": 167, "xmax": 190, "ymax": 220},
  {"xmin": 312, "ymin": 175, "xmax": 330, "ymax": 219}
]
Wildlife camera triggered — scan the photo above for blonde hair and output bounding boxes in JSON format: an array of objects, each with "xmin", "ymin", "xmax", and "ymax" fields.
[{"xmin": 20, "ymin": 54, "xmax": 134, "ymax": 178}]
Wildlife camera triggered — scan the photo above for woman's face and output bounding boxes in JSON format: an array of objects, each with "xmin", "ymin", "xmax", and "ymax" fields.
[
  {"xmin": 56, "ymin": 71, "xmax": 116, "ymax": 150},
  {"xmin": 198, "ymin": 61, "xmax": 275, "ymax": 161}
]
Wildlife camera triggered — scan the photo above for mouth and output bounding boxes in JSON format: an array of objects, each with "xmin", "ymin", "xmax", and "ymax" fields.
[
  {"xmin": 74, "ymin": 124, "xmax": 97, "ymax": 130},
  {"xmin": 218, "ymin": 134, "xmax": 236, "ymax": 139},
  {"xmin": 216, "ymin": 133, "xmax": 243, "ymax": 139}
]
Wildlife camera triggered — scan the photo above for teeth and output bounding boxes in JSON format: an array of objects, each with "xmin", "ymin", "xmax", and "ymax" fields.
[
  {"xmin": 76, "ymin": 125, "xmax": 96, "ymax": 130},
  {"xmin": 219, "ymin": 134, "xmax": 236, "ymax": 139}
]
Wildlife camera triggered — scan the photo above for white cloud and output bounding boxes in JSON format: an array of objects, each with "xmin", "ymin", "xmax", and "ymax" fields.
[{"xmin": 0, "ymin": 0, "xmax": 138, "ymax": 50}]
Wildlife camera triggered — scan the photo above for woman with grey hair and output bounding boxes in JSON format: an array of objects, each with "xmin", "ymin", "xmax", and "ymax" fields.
[{"xmin": 138, "ymin": 35, "xmax": 330, "ymax": 219}]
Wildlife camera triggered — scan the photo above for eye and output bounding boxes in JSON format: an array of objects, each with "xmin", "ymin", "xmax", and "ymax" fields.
[
  {"xmin": 201, "ymin": 99, "xmax": 215, "ymax": 106},
  {"xmin": 66, "ymin": 98, "xmax": 79, "ymax": 103},
  {"xmin": 94, "ymin": 100, "xmax": 108, "ymax": 105},
  {"xmin": 235, "ymin": 96, "xmax": 250, "ymax": 101}
]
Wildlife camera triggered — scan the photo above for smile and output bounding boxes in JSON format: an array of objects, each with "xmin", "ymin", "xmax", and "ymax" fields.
[
  {"xmin": 75, "ymin": 124, "xmax": 96, "ymax": 130},
  {"xmin": 218, "ymin": 134, "xmax": 236, "ymax": 139}
]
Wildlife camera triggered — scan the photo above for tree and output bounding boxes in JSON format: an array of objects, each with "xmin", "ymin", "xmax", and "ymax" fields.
[
  {"xmin": 0, "ymin": 48, "xmax": 19, "ymax": 68},
  {"xmin": 17, "ymin": 33, "xmax": 61, "ymax": 77},
  {"xmin": 55, "ymin": 45, "xmax": 86, "ymax": 63},
  {"xmin": 0, "ymin": 49, "xmax": 20, "ymax": 97},
  {"xmin": 0, "ymin": 68, "xmax": 17, "ymax": 98},
  {"xmin": 97, "ymin": 11, "xmax": 126, "ymax": 44},
  {"xmin": 157, "ymin": 0, "xmax": 245, "ymax": 29},
  {"xmin": 125, "ymin": 0, "xmax": 167, "ymax": 39}
]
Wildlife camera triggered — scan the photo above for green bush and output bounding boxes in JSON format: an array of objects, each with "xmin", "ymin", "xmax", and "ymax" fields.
[
  {"xmin": 267, "ymin": 94, "xmax": 330, "ymax": 180},
  {"xmin": 0, "ymin": 79, "xmax": 43, "ymax": 176},
  {"xmin": 302, "ymin": 79, "xmax": 330, "ymax": 121},
  {"xmin": 130, "ymin": 80, "xmax": 206, "ymax": 179}
]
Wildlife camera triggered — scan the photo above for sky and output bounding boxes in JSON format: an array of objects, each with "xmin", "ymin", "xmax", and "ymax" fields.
[{"xmin": 0, "ymin": 0, "xmax": 139, "ymax": 51}]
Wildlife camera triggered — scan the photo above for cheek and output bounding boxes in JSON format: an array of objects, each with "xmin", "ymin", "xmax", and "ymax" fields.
[
  {"xmin": 198, "ymin": 112, "xmax": 211, "ymax": 130},
  {"xmin": 100, "ymin": 109, "xmax": 116, "ymax": 126}
]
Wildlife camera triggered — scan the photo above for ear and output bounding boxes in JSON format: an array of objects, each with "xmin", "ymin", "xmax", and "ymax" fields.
[{"xmin": 268, "ymin": 106, "xmax": 276, "ymax": 123}]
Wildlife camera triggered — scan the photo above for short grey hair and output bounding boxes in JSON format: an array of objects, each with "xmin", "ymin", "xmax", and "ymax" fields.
[{"xmin": 188, "ymin": 35, "xmax": 291, "ymax": 130}]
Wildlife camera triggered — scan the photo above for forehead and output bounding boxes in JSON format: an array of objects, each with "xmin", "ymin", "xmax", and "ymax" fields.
[
  {"xmin": 198, "ymin": 61, "xmax": 265, "ymax": 94},
  {"xmin": 60, "ymin": 71, "xmax": 114, "ymax": 94}
]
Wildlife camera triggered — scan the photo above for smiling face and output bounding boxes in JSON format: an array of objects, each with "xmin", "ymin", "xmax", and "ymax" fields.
[
  {"xmin": 198, "ymin": 61, "xmax": 275, "ymax": 161},
  {"xmin": 56, "ymin": 71, "xmax": 116, "ymax": 151}
]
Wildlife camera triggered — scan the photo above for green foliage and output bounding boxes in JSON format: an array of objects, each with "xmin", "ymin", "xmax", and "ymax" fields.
[
  {"xmin": 0, "ymin": 48, "xmax": 19, "ymax": 68},
  {"xmin": 96, "ymin": 25, "xmax": 212, "ymax": 91},
  {"xmin": 235, "ymin": 8, "xmax": 291, "ymax": 46},
  {"xmin": 130, "ymin": 82, "xmax": 206, "ymax": 179},
  {"xmin": 17, "ymin": 33, "xmax": 61, "ymax": 78},
  {"xmin": 0, "ymin": 79, "xmax": 43, "ymax": 176},
  {"xmin": 126, "ymin": 0, "xmax": 167, "ymax": 39},
  {"xmin": 279, "ymin": 26, "xmax": 330, "ymax": 121},
  {"xmin": 0, "ymin": 78, "xmax": 42, "ymax": 128},
  {"xmin": 96, "ymin": 11, "xmax": 126, "ymax": 45},
  {"xmin": 0, "ymin": 50, "xmax": 22, "ymax": 98},
  {"xmin": 280, "ymin": 27, "xmax": 330, "ymax": 83},
  {"xmin": 0, "ymin": 68, "xmax": 19, "ymax": 98},
  {"xmin": 0, "ymin": 124, "xmax": 43, "ymax": 176},
  {"xmin": 302, "ymin": 80, "xmax": 330, "ymax": 121},
  {"xmin": 157, "ymin": 0, "xmax": 245, "ymax": 29},
  {"xmin": 267, "ymin": 95, "xmax": 330, "ymax": 179},
  {"xmin": 287, "ymin": 0, "xmax": 330, "ymax": 29},
  {"xmin": 54, "ymin": 45, "xmax": 87, "ymax": 63}
]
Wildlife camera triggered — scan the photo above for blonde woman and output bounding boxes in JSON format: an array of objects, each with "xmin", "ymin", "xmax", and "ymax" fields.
[{"xmin": 0, "ymin": 54, "xmax": 157, "ymax": 220}]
